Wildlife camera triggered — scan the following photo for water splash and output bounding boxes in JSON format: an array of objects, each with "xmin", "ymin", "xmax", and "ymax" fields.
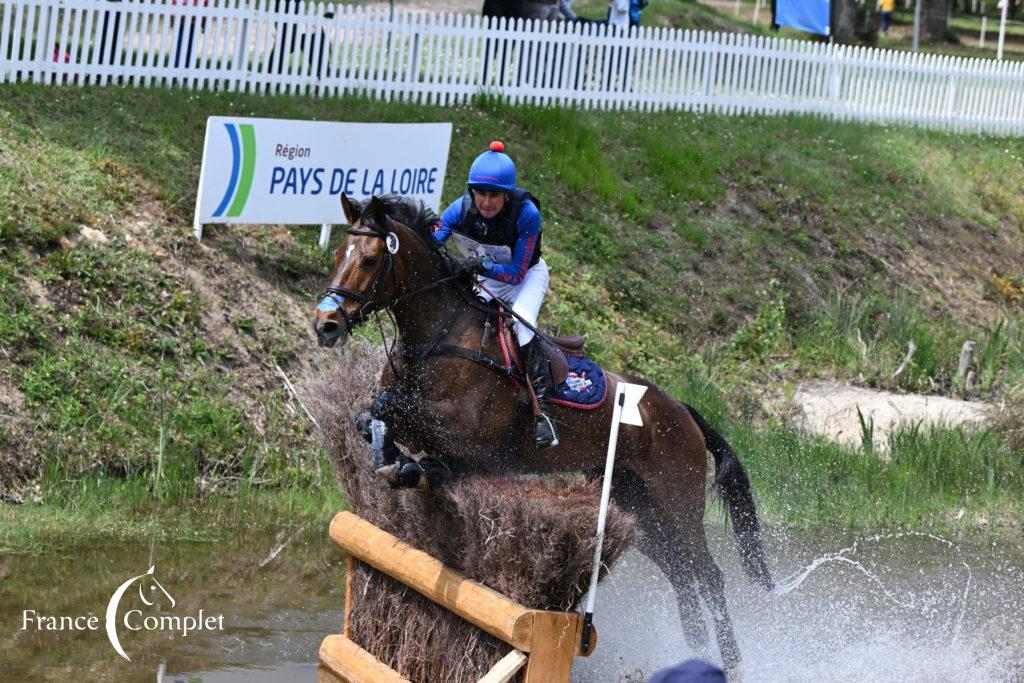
[{"xmin": 771, "ymin": 531, "xmax": 973, "ymax": 640}]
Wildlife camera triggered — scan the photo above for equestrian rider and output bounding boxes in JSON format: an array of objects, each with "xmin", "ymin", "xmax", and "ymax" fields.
[{"xmin": 432, "ymin": 141, "xmax": 559, "ymax": 450}]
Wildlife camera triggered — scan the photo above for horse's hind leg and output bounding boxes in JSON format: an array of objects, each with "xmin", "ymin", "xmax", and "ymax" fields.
[
  {"xmin": 613, "ymin": 473, "xmax": 710, "ymax": 657},
  {"xmin": 687, "ymin": 529, "xmax": 742, "ymax": 675},
  {"xmin": 638, "ymin": 513, "xmax": 711, "ymax": 657}
]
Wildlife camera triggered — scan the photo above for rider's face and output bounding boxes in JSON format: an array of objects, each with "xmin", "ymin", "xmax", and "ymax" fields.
[{"xmin": 474, "ymin": 190, "xmax": 506, "ymax": 219}]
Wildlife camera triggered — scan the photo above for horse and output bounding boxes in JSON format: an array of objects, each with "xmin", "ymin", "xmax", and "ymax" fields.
[{"xmin": 311, "ymin": 193, "xmax": 774, "ymax": 674}]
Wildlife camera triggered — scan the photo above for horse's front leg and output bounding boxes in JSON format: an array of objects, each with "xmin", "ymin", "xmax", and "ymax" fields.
[{"xmin": 354, "ymin": 388, "xmax": 452, "ymax": 489}]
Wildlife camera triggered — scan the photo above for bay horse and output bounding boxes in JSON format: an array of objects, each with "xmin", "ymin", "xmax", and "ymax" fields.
[{"xmin": 311, "ymin": 194, "xmax": 774, "ymax": 674}]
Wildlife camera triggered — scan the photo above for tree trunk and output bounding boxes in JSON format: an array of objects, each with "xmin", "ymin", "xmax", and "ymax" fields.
[
  {"xmin": 921, "ymin": 0, "xmax": 950, "ymax": 43},
  {"xmin": 832, "ymin": 0, "xmax": 859, "ymax": 41}
]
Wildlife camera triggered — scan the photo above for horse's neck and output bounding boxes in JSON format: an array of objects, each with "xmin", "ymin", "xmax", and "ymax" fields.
[
  {"xmin": 392, "ymin": 287, "xmax": 469, "ymax": 347},
  {"xmin": 390, "ymin": 242, "xmax": 468, "ymax": 347}
]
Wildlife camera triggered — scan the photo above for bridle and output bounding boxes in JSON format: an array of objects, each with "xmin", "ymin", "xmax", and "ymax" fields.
[
  {"xmin": 318, "ymin": 218, "xmax": 464, "ymax": 338},
  {"xmin": 320, "ymin": 224, "xmax": 399, "ymax": 336}
]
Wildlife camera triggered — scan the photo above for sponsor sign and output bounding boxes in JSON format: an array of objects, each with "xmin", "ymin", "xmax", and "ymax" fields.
[{"xmin": 193, "ymin": 118, "xmax": 453, "ymax": 242}]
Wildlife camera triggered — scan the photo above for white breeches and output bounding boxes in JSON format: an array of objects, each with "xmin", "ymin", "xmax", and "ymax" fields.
[{"xmin": 477, "ymin": 258, "xmax": 549, "ymax": 346}]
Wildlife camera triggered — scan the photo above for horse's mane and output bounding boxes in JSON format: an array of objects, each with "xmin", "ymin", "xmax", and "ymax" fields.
[
  {"xmin": 353, "ymin": 194, "xmax": 493, "ymax": 310},
  {"xmin": 353, "ymin": 194, "xmax": 440, "ymax": 246}
]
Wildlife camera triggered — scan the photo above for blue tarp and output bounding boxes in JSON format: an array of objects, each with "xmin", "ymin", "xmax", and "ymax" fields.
[{"xmin": 774, "ymin": 0, "xmax": 831, "ymax": 36}]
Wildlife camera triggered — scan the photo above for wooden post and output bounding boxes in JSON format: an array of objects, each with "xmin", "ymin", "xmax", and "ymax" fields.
[
  {"xmin": 343, "ymin": 554, "xmax": 354, "ymax": 638},
  {"xmin": 323, "ymin": 511, "xmax": 597, "ymax": 683},
  {"xmin": 478, "ymin": 650, "xmax": 528, "ymax": 683},
  {"xmin": 957, "ymin": 341, "xmax": 976, "ymax": 379},
  {"xmin": 330, "ymin": 512, "xmax": 535, "ymax": 650},
  {"xmin": 320, "ymin": 634, "xmax": 411, "ymax": 683},
  {"xmin": 522, "ymin": 611, "xmax": 590, "ymax": 683}
]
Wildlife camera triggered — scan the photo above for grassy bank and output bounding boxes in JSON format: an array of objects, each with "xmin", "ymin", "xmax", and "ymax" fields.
[
  {"xmin": 0, "ymin": 480, "xmax": 345, "ymax": 554},
  {"xmin": 0, "ymin": 83, "xmax": 1022, "ymax": 538}
]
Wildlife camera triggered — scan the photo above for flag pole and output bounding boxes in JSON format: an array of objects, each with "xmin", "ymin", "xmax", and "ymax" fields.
[{"xmin": 580, "ymin": 384, "xmax": 626, "ymax": 653}]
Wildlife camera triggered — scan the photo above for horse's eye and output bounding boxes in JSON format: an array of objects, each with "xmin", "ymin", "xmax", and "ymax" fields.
[{"xmin": 360, "ymin": 257, "xmax": 378, "ymax": 270}]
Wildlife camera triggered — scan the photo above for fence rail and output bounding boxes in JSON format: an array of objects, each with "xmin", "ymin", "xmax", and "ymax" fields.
[{"xmin": 1, "ymin": 0, "xmax": 1022, "ymax": 134}]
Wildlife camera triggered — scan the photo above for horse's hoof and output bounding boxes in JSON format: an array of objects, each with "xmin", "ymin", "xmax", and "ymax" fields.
[
  {"xmin": 394, "ymin": 462, "xmax": 429, "ymax": 490},
  {"xmin": 373, "ymin": 463, "xmax": 400, "ymax": 483}
]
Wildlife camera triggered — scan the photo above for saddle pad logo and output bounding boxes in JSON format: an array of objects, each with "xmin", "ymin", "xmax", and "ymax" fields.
[{"xmin": 565, "ymin": 372, "xmax": 593, "ymax": 392}]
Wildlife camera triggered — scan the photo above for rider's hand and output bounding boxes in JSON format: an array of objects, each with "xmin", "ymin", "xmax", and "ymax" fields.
[{"xmin": 453, "ymin": 256, "xmax": 486, "ymax": 277}]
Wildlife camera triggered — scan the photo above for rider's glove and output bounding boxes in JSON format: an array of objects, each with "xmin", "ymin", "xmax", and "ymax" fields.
[{"xmin": 453, "ymin": 256, "xmax": 487, "ymax": 277}]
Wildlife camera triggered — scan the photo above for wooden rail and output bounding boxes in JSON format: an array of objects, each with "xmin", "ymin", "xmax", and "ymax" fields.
[{"xmin": 320, "ymin": 511, "xmax": 596, "ymax": 683}]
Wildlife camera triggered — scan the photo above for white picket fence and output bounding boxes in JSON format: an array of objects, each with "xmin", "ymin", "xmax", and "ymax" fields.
[{"xmin": 1, "ymin": 0, "xmax": 1022, "ymax": 134}]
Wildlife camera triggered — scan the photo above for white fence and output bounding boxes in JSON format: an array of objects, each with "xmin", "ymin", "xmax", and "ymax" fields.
[{"xmin": 1, "ymin": 0, "xmax": 1022, "ymax": 134}]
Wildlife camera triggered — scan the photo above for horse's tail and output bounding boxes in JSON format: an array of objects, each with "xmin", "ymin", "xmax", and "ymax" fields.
[{"xmin": 684, "ymin": 403, "xmax": 774, "ymax": 592}]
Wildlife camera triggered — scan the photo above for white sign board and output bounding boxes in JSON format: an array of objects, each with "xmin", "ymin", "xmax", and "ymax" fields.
[{"xmin": 193, "ymin": 118, "xmax": 453, "ymax": 243}]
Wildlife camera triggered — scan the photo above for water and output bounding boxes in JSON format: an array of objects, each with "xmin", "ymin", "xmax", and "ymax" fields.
[
  {"xmin": 2, "ymin": 524, "xmax": 1022, "ymax": 682},
  {"xmin": 574, "ymin": 526, "xmax": 1024, "ymax": 682},
  {"xmin": 0, "ymin": 528, "xmax": 346, "ymax": 682}
]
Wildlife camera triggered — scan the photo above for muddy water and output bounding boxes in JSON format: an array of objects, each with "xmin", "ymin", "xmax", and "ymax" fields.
[
  {"xmin": 0, "ymin": 528, "xmax": 346, "ymax": 682},
  {"xmin": 2, "ymin": 525, "xmax": 1022, "ymax": 682}
]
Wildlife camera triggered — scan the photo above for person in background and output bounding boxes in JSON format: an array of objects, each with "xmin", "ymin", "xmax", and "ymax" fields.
[
  {"xmin": 880, "ymin": 0, "xmax": 895, "ymax": 35},
  {"xmin": 648, "ymin": 659, "xmax": 727, "ymax": 683},
  {"xmin": 608, "ymin": 0, "xmax": 630, "ymax": 28},
  {"xmin": 524, "ymin": 0, "xmax": 562, "ymax": 22},
  {"xmin": 558, "ymin": 0, "xmax": 577, "ymax": 21},
  {"xmin": 628, "ymin": 0, "xmax": 647, "ymax": 27},
  {"xmin": 483, "ymin": 0, "xmax": 525, "ymax": 20}
]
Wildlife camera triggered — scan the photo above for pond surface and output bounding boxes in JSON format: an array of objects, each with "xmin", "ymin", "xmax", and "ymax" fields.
[
  {"xmin": 2, "ymin": 523, "xmax": 1022, "ymax": 682},
  {"xmin": 0, "ymin": 527, "xmax": 346, "ymax": 682}
]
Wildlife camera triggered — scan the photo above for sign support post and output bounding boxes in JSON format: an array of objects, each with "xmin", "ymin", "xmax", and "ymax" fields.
[{"xmin": 319, "ymin": 224, "xmax": 333, "ymax": 250}]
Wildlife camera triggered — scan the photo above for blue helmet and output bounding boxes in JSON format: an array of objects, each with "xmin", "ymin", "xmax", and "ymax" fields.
[{"xmin": 467, "ymin": 140, "xmax": 516, "ymax": 192}]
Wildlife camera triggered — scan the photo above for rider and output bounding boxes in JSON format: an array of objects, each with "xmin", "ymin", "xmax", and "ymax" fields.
[{"xmin": 432, "ymin": 141, "xmax": 559, "ymax": 450}]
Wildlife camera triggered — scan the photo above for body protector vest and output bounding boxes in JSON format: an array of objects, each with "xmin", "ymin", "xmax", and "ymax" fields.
[{"xmin": 457, "ymin": 188, "xmax": 543, "ymax": 268}]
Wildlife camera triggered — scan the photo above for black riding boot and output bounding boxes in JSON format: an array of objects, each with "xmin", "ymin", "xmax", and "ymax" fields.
[{"xmin": 523, "ymin": 338, "xmax": 559, "ymax": 449}]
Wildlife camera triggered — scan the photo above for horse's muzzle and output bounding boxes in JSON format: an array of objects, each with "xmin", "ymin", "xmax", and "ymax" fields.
[{"xmin": 314, "ymin": 318, "xmax": 347, "ymax": 348}]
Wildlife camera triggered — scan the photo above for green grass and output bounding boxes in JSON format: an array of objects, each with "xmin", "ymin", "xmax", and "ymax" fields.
[
  {"xmin": 734, "ymin": 420, "xmax": 1023, "ymax": 528},
  {"xmin": 0, "ymin": 83, "xmax": 1022, "ymax": 536},
  {"xmin": 0, "ymin": 482, "xmax": 345, "ymax": 554}
]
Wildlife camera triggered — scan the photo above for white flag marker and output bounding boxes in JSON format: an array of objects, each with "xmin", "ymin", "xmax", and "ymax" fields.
[{"xmin": 581, "ymin": 381, "xmax": 647, "ymax": 653}]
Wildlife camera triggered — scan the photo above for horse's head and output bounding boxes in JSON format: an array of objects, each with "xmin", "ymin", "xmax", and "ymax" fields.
[{"xmin": 313, "ymin": 195, "xmax": 404, "ymax": 348}]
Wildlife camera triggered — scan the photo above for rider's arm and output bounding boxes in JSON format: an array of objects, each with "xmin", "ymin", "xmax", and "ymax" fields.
[
  {"xmin": 482, "ymin": 201, "xmax": 540, "ymax": 285},
  {"xmin": 431, "ymin": 198, "xmax": 463, "ymax": 243}
]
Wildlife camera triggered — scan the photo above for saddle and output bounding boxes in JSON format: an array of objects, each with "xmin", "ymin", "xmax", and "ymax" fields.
[{"xmin": 498, "ymin": 316, "xmax": 584, "ymax": 387}]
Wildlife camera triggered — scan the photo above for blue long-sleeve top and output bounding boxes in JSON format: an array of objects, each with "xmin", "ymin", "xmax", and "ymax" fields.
[{"xmin": 432, "ymin": 196, "xmax": 541, "ymax": 286}]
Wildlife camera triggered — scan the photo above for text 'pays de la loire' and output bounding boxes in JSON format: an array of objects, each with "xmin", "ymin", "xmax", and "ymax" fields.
[{"xmin": 269, "ymin": 166, "xmax": 440, "ymax": 197}]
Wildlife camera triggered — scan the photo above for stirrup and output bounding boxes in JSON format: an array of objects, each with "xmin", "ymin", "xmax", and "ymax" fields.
[{"xmin": 535, "ymin": 412, "xmax": 559, "ymax": 449}]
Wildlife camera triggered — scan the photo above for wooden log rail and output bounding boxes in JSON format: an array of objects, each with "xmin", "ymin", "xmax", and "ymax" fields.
[{"xmin": 319, "ymin": 511, "xmax": 597, "ymax": 683}]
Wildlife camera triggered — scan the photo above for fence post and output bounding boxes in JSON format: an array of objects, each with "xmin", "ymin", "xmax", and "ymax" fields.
[{"xmin": 944, "ymin": 63, "xmax": 956, "ymax": 124}]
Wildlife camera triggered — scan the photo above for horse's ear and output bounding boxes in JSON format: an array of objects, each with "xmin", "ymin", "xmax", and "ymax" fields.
[
  {"xmin": 340, "ymin": 193, "xmax": 361, "ymax": 225},
  {"xmin": 366, "ymin": 196, "xmax": 390, "ymax": 235}
]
